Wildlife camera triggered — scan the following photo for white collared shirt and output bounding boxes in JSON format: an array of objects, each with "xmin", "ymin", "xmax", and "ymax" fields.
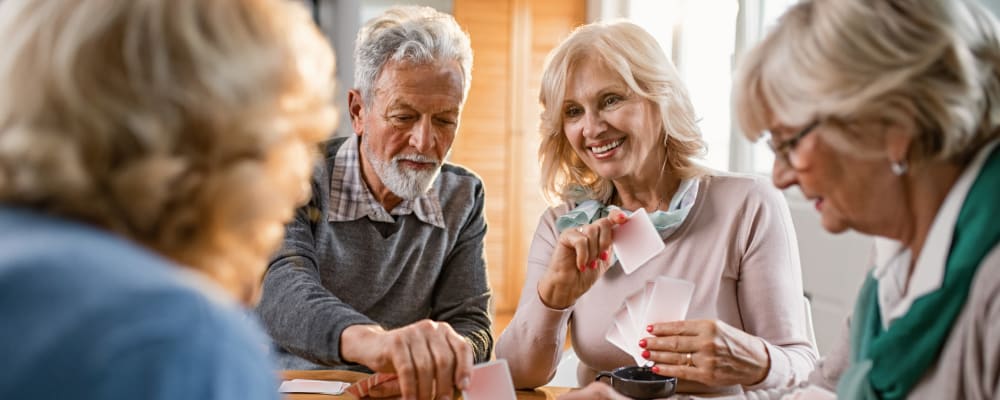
[{"xmin": 872, "ymin": 140, "xmax": 1000, "ymax": 329}]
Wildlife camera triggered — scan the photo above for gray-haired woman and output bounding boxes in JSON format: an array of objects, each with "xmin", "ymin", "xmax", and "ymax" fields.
[{"xmin": 733, "ymin": 0, "xmax": 1000, "ymax": 398}]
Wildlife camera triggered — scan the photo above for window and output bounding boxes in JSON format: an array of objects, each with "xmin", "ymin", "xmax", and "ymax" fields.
[{"xmin": 624, "ymin": 0, "xmax": 796, "ymax": 174}]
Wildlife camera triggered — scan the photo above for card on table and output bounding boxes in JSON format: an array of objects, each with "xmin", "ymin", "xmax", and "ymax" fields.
[
  {"xmin": 278, "ymin": 379, "xmax": 350, "ymax": 395},
  {"xmin": 611, "ymin": 208, "xmax": 666, "ymax": 274},
  {"xmin": 462, "ymin": 359, "xmax": 517, "ymax": 400},
  {"xmin": 641, "ymin": 276, "xmax": 695, "ymax": 328}
]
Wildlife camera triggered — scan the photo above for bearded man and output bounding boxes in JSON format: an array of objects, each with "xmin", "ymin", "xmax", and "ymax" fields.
[{"xmin": 256, "ymin": 6, "xmax": 492, "ymax": 400}]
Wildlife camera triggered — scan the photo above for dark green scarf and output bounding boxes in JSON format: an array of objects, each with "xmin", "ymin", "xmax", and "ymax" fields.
[{"xmin": 838, "ymin": 145, "xmax": 1000, "ymax": 399}]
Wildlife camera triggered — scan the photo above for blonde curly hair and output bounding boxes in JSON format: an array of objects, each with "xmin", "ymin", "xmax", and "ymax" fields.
[{"xmin": 0, "ymin": 0, "xmax": 337, "ymax": 304}]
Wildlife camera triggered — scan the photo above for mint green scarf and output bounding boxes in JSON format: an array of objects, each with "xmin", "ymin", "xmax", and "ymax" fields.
[
  {"xmin": 555, "ymin": 178, "xmax": 699, "ymax": 234},
  {"xmin": 838, "ymin": 146, "xmax": 1000, "ymax": 399}
]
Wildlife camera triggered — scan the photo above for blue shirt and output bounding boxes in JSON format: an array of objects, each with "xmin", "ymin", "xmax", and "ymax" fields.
[{"xmin": 0, "ymin": 207, "xmax": 279, "ymax": 400}]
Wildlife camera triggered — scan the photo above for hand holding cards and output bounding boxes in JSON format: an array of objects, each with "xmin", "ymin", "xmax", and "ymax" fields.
[
  {"xmin": 605, "ymin": 276, "xmax": 695, "ymax": 365},
  {"xmin": 611, "ymin": 208, "xmax": 666, "ymax": 274}
]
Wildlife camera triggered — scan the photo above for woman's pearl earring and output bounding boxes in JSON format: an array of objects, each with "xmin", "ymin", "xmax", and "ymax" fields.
[{"xmin": 891, "ymin": 160, "xmax": 908, "ymax": 176}]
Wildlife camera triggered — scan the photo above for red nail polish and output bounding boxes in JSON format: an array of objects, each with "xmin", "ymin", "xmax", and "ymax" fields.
[
  {"xmin": 618, "ymin": 214, "xmax": 627, "ymax": 223},
  {"xmin": 599, "ymin": 251, "xmax": 609, "ymax": 261},
  {"xmin": 651, "ymin": 366, "xmax": 660, "ymax": 374},
  {"xmin": 642, "ymin": 350, "xmax": 650, "ymax": 359},
  {"xmin": 579, "ymin": 264, "xmax": 586, "ymax": 271},
  {"xmin": 590, "ymin": 260, "xmax": 598, "ymax": 269},
  {"xmin": 646, "ymin": 325, "xmax": 653, "ymax": 333},
  {"xmin": 638, "ymin": 339, "xmax": 646, "ymax": 348}
]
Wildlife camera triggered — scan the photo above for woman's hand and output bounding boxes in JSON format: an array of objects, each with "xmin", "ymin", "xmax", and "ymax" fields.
[
  {"xmin": 641, "ymin": 319, "xmax": 771, "ymax": 387},
  {"xmin": 538, "ymin": 210, "xmax": 628, "ymax": 309}
]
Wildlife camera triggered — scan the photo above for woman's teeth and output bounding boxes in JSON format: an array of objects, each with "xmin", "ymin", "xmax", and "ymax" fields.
[{"xmin": 590, "ymin": 139, "xmax": 624, "ymax": 154}]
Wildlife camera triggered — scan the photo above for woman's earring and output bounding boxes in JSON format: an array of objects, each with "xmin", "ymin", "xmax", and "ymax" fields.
[{"xmin": 891, "ymin": 160, "xmax": 908, "ymax": 176}]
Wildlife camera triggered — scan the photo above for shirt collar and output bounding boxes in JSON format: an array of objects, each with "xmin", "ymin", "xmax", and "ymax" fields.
[
  {"xmin": 327, "ymin": 135, "xmax": 446, "ymax": 229},
  {"xmin": 873, "ymin": 139, "xmax": 1000, "ymax": 327}
]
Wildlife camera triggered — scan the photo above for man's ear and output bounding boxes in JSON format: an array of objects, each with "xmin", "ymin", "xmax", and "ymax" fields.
[{"xmin": 347, "ymin": 89, "xmax": 365, "ymax": 136}]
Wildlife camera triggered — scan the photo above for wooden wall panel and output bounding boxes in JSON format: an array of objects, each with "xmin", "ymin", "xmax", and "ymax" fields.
[
  {"xmin": 453, "ymin": 0, "xmax": 585, "ymax": 314},
  {"xmin": 452, "ymin": 0, "xmax": 513, "ymax": 311}
]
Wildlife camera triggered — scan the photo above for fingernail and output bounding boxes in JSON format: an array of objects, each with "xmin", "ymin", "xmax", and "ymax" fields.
[
  {"xmin": 652, "ymin": 366, "xmax": 660, "ymax": 374},
  {"xmin": 599, "ymin": 251, "xmax": 609, "ymax": 261},
  {"xmin": 639, "ymin": 339, "xmax": 646, "ymax": 348},
  {"xmin": 589, "ymin": 260, "xmax": 598, "ymax": 269},
  {"xmin": 646, "ymin": 325, "xmax": 653, "ymax": 333},
  {"xmin": 617, "ymin": 214, "xmax": 627, "ymax": 223},
  {"xmin": 642, "ymin": 350, "xmax": 650, "ymax": 359},
  {"xmin": 460, "ymin": 377, "xmax": 470, "ymax": 389},
  {"xmin": 579, "ymin": 263, "xmax": 586, "ymax": 271}
]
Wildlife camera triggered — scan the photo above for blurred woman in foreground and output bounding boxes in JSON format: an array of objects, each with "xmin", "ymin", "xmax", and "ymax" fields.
[{"xmin": 0, "ymin": 0, "xmax": 335, "ymax": 398}]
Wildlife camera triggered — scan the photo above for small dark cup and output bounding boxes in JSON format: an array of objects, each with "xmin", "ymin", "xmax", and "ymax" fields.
[{"xmin": 595, "ymin": 366, "xmax": 676, "ymax": 399}]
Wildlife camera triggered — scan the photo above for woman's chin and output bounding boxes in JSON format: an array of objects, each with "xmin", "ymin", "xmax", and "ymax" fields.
[{"xmin": 820, "ymin": 215, "xmax": 850, "ymax": 234}]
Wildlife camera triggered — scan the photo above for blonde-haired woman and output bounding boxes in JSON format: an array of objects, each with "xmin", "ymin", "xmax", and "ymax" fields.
[
  {"xmin": 733, "ymin": 0, "xmax": 1000, "ymax": 398},
  {"xmin": 0, "ymin": 0, "xmax": 335, "ymax": 398},
  {"xmin": 496, "ymin": 20, "xmax": 817, "ymax": 395}
]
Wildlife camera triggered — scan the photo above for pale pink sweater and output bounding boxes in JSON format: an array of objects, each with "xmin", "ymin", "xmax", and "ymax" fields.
[{"xmin": 495, "ymin": 173, "xmax": 818, "ymax": 395}]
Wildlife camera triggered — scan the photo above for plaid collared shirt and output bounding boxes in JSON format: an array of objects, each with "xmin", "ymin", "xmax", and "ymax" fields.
[{"xmin": 327, "ymin": 135, "xmax": 446, "ymax": 228}]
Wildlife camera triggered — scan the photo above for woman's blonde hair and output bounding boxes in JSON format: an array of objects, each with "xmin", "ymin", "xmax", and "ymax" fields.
[
  {"xmin": 733, "ymin": 0, "xmax": 1000, "ymax": 164},
  {"xmin": 538, "ymin": 20, "xmax": 706, "ymax": 205},
  {"xmin": 0, "ymin": 0, "xmax": 336, "ymax": 304}
]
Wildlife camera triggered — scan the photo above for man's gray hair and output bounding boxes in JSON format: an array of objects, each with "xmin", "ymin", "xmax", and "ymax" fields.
[{"xmin": 354, "ymin": 5, "xmax": 473, "ymax": 106}]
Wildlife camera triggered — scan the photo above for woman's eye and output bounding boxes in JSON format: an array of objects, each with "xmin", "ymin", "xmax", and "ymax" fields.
[
  {"xmin": 564, "ymin": 106, "xmax": 582, "ymax": 118},
  {"xmin": 602, "ymin": 95, "xmax": 622, "ymax": 107}
]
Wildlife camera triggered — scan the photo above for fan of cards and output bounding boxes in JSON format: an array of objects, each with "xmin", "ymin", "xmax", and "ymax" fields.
[{"xmin": 605, "ymin": 276, "xmax": 695, "ymax": 366}]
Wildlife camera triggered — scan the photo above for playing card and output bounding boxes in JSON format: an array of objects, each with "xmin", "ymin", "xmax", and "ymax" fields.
[
  {"xmin": 612, "ymin": 208, "xmax": 665, "ymax": 274},
  {"xmin": 627, "ymin": 281, "xmax": 656, "ymax": 337},
  {"xmin": 462, "ymin": 359, "xmax": 517, "ymax": 400},
  {"xmin": 605, "ymin": 316, "xmax": 632, "ymax": 357},
  {"xmin": 641, "ymin": 276, "xmax": 695, "ymax": 328},
  {"xmin": 278, "ymin": 379, "xmax": 350, "ymax": 395}
]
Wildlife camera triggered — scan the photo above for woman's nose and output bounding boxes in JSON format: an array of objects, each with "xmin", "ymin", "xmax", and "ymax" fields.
[
  {"xmin": 771, "ymin": 158, "xmax": 799, "ymax": 189},
  {"xmin": 581, "ymin": 111, "xmax": 607, "ymax": 138}
]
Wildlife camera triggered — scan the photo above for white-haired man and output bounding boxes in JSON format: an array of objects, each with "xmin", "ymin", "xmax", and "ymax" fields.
[{"xmin": 257, "ymin": 6, "xmax": 491, "ymax": 400}]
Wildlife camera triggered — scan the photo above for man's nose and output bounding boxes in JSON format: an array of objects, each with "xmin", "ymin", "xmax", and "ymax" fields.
[
  {"xmin": 409, "ymin": 117, "xmax": 435, "ymax": 153},
  {"xmin": 771, "ymin": 158, "xmax": 798, "ymax": 189}
]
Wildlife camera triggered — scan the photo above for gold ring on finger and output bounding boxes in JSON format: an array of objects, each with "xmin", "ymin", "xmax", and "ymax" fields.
[{"xmin": 686, "ymin": 352, "xmax": 694, "ymax": 367}]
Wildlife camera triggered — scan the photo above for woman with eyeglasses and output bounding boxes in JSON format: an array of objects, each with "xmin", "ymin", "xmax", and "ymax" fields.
[
  {"xmin": 733, "ymin": 0, "xmax": 1000, "ymax": 398},
  {"xmin": 496, "ymin": 20, "xmax": 818, "ymax": 396}
]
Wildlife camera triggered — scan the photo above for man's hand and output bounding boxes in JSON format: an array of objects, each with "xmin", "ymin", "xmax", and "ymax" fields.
[{"xmin": 341, "ymin": 320, "xmax": 472, "ymax": 400}]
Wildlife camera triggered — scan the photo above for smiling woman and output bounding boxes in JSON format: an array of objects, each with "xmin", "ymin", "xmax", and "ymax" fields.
[{"xmin": 496, "ymin": 20, "xmax": 818, "ymax": 395}]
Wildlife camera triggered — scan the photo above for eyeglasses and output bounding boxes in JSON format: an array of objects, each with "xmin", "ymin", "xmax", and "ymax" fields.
[{"xmin": 766, "ymin": 120, "xmax": 820, "ymax": 166}]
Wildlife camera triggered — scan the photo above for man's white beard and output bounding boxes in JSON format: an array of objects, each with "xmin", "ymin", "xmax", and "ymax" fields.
[{"xmin": 362, "ymin": 134, "xmax": 442, "ymax": 200}]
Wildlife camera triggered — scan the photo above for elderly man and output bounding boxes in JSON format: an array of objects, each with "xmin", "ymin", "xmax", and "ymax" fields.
[{"xmin": 256, "ymin": 6, "xmax": 491, "ymax": 400}]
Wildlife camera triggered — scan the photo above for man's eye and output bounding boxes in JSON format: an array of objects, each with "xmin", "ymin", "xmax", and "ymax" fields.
[
  {"xmin": 390, "ymin": 115, "xmax": 414, "ymax": 123},
  {"xmin": 434, "ymin": 117, "xmax": 457, "ymax": 126}
]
